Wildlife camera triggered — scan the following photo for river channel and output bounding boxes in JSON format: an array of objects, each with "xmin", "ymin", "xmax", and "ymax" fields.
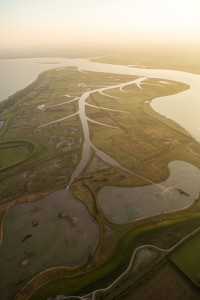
[
  {"xmin": 0, "ymin": 57, "xmax": 200, "ymax": 142},
  {"xmin": 0, "ymin": 57, "xmax": 200, "ymax": 299}
]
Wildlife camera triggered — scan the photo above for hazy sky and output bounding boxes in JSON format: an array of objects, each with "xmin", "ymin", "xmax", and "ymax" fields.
[{"xmin": 1, "ymin": 0, "xmax": 200, "ymax": 49}]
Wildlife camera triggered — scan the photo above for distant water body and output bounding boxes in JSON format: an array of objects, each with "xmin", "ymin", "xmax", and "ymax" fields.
[{"xmin": 0, "ymin": 57, "xmax": 200, "ymax": 142}]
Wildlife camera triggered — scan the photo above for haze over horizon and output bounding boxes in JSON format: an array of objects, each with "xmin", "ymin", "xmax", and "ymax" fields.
[{"xmin": 1, "ymin": 0, "xmax": 200, "ymax": 51}]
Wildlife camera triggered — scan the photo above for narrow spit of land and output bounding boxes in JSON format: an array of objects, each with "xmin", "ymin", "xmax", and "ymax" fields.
[{"xmin": 0, "ymin": 65, "xmax": 200, "ymax": 300}]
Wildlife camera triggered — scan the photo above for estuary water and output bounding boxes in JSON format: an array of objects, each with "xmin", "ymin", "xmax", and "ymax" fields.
[
  {"xmin": 0, "ymin": 58, "xmax": 200, "ymax": 299},
  {"xmin": 0, "ymin": 57, "xmax": 200, "ymax": 142}
]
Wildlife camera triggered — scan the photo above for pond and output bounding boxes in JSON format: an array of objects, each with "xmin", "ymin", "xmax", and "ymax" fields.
[
  {"xmin": 0, "ymin": 189, "xmax": 98, "ymax": 300},
  {"xmin": 98, "ymin": 161, "xmax": 200, "ymax": 223}
]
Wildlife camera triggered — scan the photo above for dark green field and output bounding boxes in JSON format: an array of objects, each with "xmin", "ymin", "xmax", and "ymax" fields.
[{"xmin": 170, "ymin": 233, "xmax": 200, "ymax": 287}]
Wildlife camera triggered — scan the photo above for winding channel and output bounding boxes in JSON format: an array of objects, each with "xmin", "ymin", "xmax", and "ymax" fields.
[
  {"xmin": 0, "ymin": 58, "xmax": 200, "ymax": 299},
  {"xmin": 1, "ymin": 57, "xmax": 200, "ymax": 142},
  {"xmin": 62, "ymin": 78, "xmax": 154, "ymax": 186},
  {"xmin": 1, "ymin": 58, "xmax": 200, "ymax": 187},
  {"xmin": 39, "ymin": 77, "xmax": 158, "ymax": 187},
  {"xmin": 37, "ymin": 70, "xmax": 199, "ymax": 187}
]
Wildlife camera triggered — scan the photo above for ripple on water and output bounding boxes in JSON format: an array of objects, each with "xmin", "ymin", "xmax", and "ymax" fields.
[
  {"xmin": 0, "ymin": 189, "xmax": 98, "ymax": 300},
  {"xmin": 98, "ymin": 161, "xmax": 200, "ymax": 223}
]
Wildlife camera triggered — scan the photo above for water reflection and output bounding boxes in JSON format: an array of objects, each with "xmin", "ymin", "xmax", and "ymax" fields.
[
  {"xmin": 0, "ymin": 189, "xmax": 98, "ymax": 300},
  {"xmin": 98, "ymin": 161, "xmax": 200, "ymax": 223}
]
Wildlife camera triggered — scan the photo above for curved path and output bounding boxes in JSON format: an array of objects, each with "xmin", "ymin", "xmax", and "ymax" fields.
[{"xmin": 59, "ymin": 226, "xmax": 200, "ymax": 300}]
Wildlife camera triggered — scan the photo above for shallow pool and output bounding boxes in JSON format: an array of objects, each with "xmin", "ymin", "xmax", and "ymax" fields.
[
  {"xmin": 0, "ymin": 189, "xmax": 98, "ymax": 300},
  {"xmin": 98, "ymin": 161, "xmax": 200, "ymax": 223}
]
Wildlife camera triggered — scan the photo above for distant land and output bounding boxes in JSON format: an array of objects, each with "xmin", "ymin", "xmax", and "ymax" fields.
[{"xmin": 0, "ymin": 44, "xmax": 200, "ymax": 75}]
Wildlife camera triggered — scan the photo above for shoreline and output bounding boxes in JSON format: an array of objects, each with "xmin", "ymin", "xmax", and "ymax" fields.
[{"xmin": 0, "ymin": 61, "xmax": 200, "ymax": 300}]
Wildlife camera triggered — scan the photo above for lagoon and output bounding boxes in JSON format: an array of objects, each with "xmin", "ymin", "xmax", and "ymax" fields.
[{"xmin": 98, "ymin": 161, "xmax": 200, "ymax": 223}]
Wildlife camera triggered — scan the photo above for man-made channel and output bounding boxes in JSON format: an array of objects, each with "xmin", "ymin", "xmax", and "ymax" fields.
[{"xmin": 0, "ymin": 189, "xmax": 98, "ymax": 300}]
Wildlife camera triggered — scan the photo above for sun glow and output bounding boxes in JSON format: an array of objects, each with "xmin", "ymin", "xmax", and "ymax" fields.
[{"xmin": 1, "ymin": 0, "xmax": 200, "ymax": 48}]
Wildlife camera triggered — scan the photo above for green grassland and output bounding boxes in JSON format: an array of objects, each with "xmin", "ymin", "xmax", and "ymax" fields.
[
  {"xmin": 87, "ymin": 80, "xmax": 200, "ymax": 190},
  {"xmin": 1, "ymin": 67, "xmax": 198, "ymax": 201},
  {"xmin": 0, "ymin": 67, "xmax": 140, "ymax": 202},
  {"xmin": 1, "ymin": 67, "xmax": 200, "ymax": 300},
  {"xmin": 91, "ymin": 128, "xmax": 139, "ymax": 167},
  {"xmin": 0, "ymin": 140, "xmax": 35, "ymax": 171},
  {"xmin": 170, "ymin": 233, "xmax": 200, "ymax": 287}
]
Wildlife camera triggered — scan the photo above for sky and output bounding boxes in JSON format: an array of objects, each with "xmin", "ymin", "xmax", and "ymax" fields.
[{"xmin": 1, "ymin": 0, "xmax": 200, "ymax": 49}]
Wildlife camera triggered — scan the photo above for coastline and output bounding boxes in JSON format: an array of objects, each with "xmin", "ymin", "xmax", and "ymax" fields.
[{"xmin": 0, "ymin": 59, "xmax": 200, "ymax": 300}]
